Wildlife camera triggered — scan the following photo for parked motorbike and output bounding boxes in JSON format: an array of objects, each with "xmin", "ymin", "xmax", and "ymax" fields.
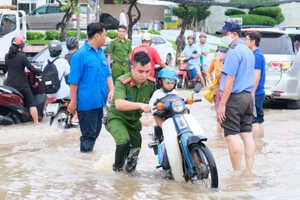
[
  {"xmin": 177, "ymin": 51, "xmax": 206, "ymax": 89},
  {"xmin": 45, "ymin": 97, "xmax": 74, "ymax": 129},
  {"xmin": 148, "ymin": 84, "xmax": 218, "ymax": 188},
  {"xmin": 0, "ymin": 70, "xmax": 46, "ymax": 125}
]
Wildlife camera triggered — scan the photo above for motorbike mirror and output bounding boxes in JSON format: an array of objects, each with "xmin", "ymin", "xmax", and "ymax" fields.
[
  {"xmin": 192, "ymin": 50, "xmax": 197, "ymax": 54},
  {"xmin": 194, "ymin": 83, "xmax": 202, "ymax": 93}
]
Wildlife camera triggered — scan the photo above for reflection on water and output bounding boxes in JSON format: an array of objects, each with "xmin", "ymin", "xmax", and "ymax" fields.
[{"xmin": 1, "ymin": 91, "xmax": 300, "ymax": 199}]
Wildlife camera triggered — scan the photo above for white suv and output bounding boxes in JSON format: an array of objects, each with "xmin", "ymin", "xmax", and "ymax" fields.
[{"xmin": 242, "ymin": 28, "xmax": 300, "ymax": 109}]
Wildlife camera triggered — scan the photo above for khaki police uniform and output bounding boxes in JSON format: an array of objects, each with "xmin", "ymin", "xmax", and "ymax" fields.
[
  {"xmin": 108, "ymin": 38, "xmax": 132, "ymax": 82},
  {"xmin": 105, "ymin": 72, "xmax": 156, "ymax": 172}
]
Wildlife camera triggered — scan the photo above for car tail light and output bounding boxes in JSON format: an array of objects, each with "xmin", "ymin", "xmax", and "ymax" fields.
[
  {"xmin": 270, "ymin": 61, "xmax": 293, "ymax": 71},
  {"xmin": 72, "ymin": 15, "xmax": 77, "ymax": 22}
]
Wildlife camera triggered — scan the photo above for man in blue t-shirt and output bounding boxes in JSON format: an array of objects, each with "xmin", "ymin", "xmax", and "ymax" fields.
[
  {"xmin": 68, "ymin": 22, "xmax": 114, "ymax": 152},
  {"xmin": 198, "ymin": 32, "xmax": 211, "ymax": 73},
  {"xmin": 245, "ymin": 32, "xmax": 266, "ymax": 138},
  {"xmin": 216, "ymin": 22, "xmax": 255, "ymax": 171}
]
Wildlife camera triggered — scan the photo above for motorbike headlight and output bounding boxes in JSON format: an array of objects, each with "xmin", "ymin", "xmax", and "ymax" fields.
[{"xmin": 172, "ymin": 100, "xmax": 185, "ymax": 113}]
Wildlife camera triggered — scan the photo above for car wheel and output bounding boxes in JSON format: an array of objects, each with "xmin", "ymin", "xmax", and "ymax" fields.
[
  {"xmin": 56, "ymin": 23, "xmax": 62, "ymax": 31},
  {"xmin": 287, "ymin": 100, "xmax": 300, "ymax": 109},
  {"xmin": 166, "ymin": 53, "xmax": 172, "ymax": 66}
]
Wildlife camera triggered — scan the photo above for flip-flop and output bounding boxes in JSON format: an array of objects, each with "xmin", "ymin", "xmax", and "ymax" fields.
[{"xmin": 71, "ymin": 121, "xmax": 79, "ymax": 126}]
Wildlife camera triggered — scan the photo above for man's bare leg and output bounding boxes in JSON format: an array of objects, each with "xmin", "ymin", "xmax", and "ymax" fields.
[
  {"xmin": 217, "ymin": 122, "xmax": 223, "ymax": 134},
  {"xmin": 225, "ymin": 134, "xmax": 242, "ymax": 170},
  {"xmin": 240, "ymin": 132, "xmax": 255, "ymax": 171},
  {"xmin": 197, "ymin": 73, "xmax": 205, "ymax": 88},
  {"xmin": 260, "ymin": 123, "xmax": 264, "ymax": 137},
  {"xmin": 252, "ymin": 123, "xmax": 260, "ymax": 138}
]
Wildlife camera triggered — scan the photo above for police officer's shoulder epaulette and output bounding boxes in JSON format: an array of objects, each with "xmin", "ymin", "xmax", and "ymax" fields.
[
  {"xmin": 126, "ymin": 38, "xmax": 131, "ymax": 42},
  {"xmin": 230, "ymin": 43, "xmax": 238, "ymax": 49},
  {"xmin": 121, "ymin": 77, "xmax": 132, "ymax": 84},
  {"xmin": 147, "ymin": 76, "xmax": 156, "ymax": 83}
]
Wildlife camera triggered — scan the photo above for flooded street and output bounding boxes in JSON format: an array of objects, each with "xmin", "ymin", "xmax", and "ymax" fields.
[{"xmin": 1, "ymin": 90, "xmax": 300, "ymax": 199}]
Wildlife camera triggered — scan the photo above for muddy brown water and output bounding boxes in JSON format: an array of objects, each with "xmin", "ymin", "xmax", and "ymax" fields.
[{"xmin": 0, "ymin": 88, "xmax": 300, "ymax": 199}]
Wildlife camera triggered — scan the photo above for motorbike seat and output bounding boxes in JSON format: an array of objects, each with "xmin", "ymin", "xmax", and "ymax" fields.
[{"xmin": 0, "ymin": 85, "xmax": 24, "ymax": 99}]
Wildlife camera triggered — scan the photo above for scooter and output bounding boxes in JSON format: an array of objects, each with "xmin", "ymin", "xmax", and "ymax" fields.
[
  {"xmin": 177, "ymin": 51, "xmax": 206, "ymax": 89},
  {"xmin": 148, "ymin": 84, "xmax": 218, "ymax": 188},
  {"xmin": 45, "ymin": 97, "xmax": 75, "ymax": 129},
  {"xmin": 0, "ymin": 70, "xmax": 46, "ymax": 125}
]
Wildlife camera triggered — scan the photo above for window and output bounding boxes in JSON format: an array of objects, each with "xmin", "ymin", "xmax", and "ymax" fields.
[
  {"xmin": 32, "ymin": 6, "xmax": 47, "ymax": 15},
  {"xmin": 47, "ymin": 6, "xmax": 60, "ymax": 14},
  {"xmin": 153, "ymin": 37, "xmax": 166, "ymax": 45},
  {"xmin": 103, "ymin": 14, "xmax": 114, "ymax": 22},
  {"xmin": 0, "ymin": 14, "xmax": 17, "ymax": 36}
]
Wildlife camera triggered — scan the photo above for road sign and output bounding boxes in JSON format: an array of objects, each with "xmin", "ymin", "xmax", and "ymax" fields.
[{"xmin": 227, "ymin": 17, "xmax": 243, "ymax": 25}]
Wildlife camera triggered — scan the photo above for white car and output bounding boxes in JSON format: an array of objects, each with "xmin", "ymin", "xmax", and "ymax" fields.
[{"xmin": 131, "ymin": 34, "xmax": 175, "ymax": 66}]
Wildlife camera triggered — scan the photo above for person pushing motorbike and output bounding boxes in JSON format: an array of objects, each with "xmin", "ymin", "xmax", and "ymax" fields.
[
  {"xmin": 105, "ymin": 51, "xmax": 156, "ymax": 173},
  {"xmin": 3, "ymin": 36, "xmax": 42, "ymax": 124}
]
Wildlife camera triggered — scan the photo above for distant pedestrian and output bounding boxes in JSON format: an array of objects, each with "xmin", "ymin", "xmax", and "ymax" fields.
[
  {"xmin": 119, "ymin": 9, "xmax": 127, "ymax": 27},
  {"xmin": 206, "ymin": 42, "xmax": 229, "ymax": 134},
  {"xmin": 107, "ymin": 25, "xmax": 132, "ymax": 83},
  {"xmin": 216, "ymin": 22, "xmax": 256, "ymax": 171},
  {"xmin": 175, "ymin": 35, "xmax": 186, "ymax": 51},
  {"xmin": 244, "ymin": 32, "xmax": 266, "ymax": 138},
  {"xmin": 198, "ymin": 32, "xmax": 211, "ymax": 73},
  {"xmin": 294, "ymin": 36, "xmax": 300, "ymax": 53},
  {"xmin": 68, "ymin": 22, "xmax": 114, "ymax": 153},
  {"xmin": 132, "ymin": 14, "xmax": 140, "ymax": 34}
]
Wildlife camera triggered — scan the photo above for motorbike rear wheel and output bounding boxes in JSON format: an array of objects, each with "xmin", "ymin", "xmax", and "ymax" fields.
[
  {"xmin": 189, "ymin": 143, "xmax": 218, "ymax": 188},
  {"xmin": 54, "ymin": 107, "xmax": 71, "ymax": 129},
  {"xmin": 177, "ymin": 75, "xmax": 187, "ymax": 89}
]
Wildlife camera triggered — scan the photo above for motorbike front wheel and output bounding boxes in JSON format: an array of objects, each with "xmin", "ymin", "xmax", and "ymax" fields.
[{"xmin": 189, "ymin": 143, "xmax": 218, "ymax": 188}]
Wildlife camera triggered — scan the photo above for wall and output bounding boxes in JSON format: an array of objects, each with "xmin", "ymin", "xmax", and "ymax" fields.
[
  {"xmin": 99, "ymin": 1, "xmax": 164, "ymax": 23},
  {"xmin": 0, "ymin": 0, "xmax": 12, "ymax": 5}
]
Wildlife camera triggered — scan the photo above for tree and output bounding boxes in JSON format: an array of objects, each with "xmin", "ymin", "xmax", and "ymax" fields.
[
  {"xmin": 56, "ymin": 0, "xmax": 78, "ymax": 41},
  {"xmin": 114, "ymin": 0, "xmax": 141, "ymax": 40}
]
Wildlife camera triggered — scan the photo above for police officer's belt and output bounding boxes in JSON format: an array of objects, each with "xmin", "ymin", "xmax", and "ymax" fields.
[{"xmin": 113, "ymin": 61, "xmax": 127, "ymax": 66}]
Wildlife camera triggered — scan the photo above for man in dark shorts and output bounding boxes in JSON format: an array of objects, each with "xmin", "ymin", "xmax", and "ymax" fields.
[
  {"xmin": 244, "ymin": 32, "xmax": 266, "ymax": 138},
  {"xmin": 216, "ymin": 22, "xmax": 256, "ymax": 171}
]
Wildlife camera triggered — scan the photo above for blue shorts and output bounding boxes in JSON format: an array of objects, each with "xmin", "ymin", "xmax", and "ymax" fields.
[
  {"xmin": 252, "ymin": 93, "xmax": 265, "ymax": 124},
  {"xmin": 133, "ymin": 26, "xmax": 140, "ymax": 31}
]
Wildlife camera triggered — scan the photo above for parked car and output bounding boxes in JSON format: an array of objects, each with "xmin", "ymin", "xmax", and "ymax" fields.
[
  {"xmin": 99, "ymin": 13, "xmax": 119, "ymax": 30},
  {"xmin": 30, "ymin": 40, "xmax": 109, "ymax": 68},
  {"xmin": 131, "ymin": 34, "xmax": 175, "ymax": 66},
  {"xmin": 26, "ymin": 3, "xmax": 96, "ymax": 30},
  {"xmin": 242, "ymin": 28, "xmax": 300, "ymax": 108}
]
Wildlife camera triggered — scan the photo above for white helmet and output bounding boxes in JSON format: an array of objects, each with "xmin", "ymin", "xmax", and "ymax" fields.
[{"xmin": 142, "ymin": 33, "xmax": 152, "ymax": 41}]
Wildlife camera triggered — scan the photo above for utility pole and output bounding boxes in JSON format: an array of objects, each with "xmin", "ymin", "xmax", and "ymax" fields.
[
  {"xmin": 96, "ymin": 0, "xmax": 99, "ymax": 22},
  {"xmin": 87, "ymin": 0, "xmax": 90, "ymax": 25},
  {"xmin": 76, "ymin": 0, "xmax": 80, "ymax": 40}
]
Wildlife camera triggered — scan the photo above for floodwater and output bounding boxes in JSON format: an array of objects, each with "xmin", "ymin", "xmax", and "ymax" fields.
[{"xmin": 1, "ymin": 90, "xmax": 300, "ymax": 199}]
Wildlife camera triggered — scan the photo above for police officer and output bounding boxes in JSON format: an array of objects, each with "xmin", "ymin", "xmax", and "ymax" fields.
[
  {"xmin": 107, "ymin": 25, "xmax": 132, "ymax": 82},
  {"xmin": 105, "ymin": 51, "xmax": 156, "ymax": 173}
]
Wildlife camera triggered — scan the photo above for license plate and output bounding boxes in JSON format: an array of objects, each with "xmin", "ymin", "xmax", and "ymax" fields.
[
  {"xmin": 46, "ymin": 103, "xmax": 60, "ymax": 115},
  {"xmin": 175, "ymin": 116, "xmax": 188, "ymax": 129}
]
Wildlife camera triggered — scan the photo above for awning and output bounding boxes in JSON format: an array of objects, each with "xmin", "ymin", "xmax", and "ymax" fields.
[{"xmin": 137, "ymin": 0, "xmax": 178, "ymax": 6}]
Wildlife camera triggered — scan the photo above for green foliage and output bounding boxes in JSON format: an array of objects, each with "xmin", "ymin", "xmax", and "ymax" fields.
[
  {"xmin": 172, "ymin": 6, "xmax": 197, "ymax": 23},
  {"xmin": 225, "ymin": 9, "xmax": 246, "ymax": 16},
  {"xmin": 107, "ymin": 30, "xmax": 118, "ymax": 39},
  {"xmin": 45, "ymin": 30, "xmax": 60, "ymax": 40},
  {"xmin": 249, "ymin": 6, "xmax": 284, "ymax": 24},
  {"xmin": 249, "ymin": 6, "xmax": 281, "ymax": 18},
  {"xmin": 66, "ymin": 30, "xmax": 77, "ymax": 37},
  {"xmin": 80, "ymin": 31, "xmax": 87, "ymax": 39},
  {"xmin": 195, "ymin": 5, "xmax": 211, "ymax": 22},
  {"xmin": 27, "ymin": 40, "xmax": 51, "ymax": 45},
  {"xmin": 231, "ymin": 14, "xmax": 278, "ymax": 26},
  {"xmin": 167, "ymin": 39, "xmax": 177, "ymax": 51},
  {"xmin": 26, "ymin": 31, "xmax": 45, "ymax": 40},
  {"xmin": 59, "ymin": 0, "xmax": 78, "ymax": 13},
  {"xmin": 148, "ymin": 29, "xmax": 160, "ymax": 35}
]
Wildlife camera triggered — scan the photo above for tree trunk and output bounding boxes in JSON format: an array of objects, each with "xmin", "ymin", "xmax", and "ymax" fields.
[
  {"xmin": 127, "ymin": 0, "xmax": 140, "ymax": 41},
  {"xmin": 60, "ymin": 8, "xmax": 73, "ymax": 41},
  {"xmin": 176, "ymin": 5, "xmax": 189, "ymax": 65}
]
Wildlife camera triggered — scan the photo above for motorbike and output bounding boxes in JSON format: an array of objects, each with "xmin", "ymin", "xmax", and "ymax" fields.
[
  {"xmin": 45, "ymin": 97, "xmax": 74, "ymax": 129},
  {"xmin": 148, "ymin": 83, "xmax": 218, "ymax": 188},
  {"xmin": 177, "ymin": 51, "xmax": 207, "ymax": 90},
  {"xmin": 0, "ymin": 70, "xmax": 46, "ymax": 125}
]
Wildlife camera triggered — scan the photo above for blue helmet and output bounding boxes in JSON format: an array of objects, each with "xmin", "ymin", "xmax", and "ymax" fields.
[{"xmin": 158, "ymin": 68, "xmax": 177, "ymax": 81}]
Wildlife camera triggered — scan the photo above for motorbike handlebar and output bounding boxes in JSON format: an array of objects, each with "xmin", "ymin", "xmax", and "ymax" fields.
[{"xmin": 194, "ymin": 99, "xmax": 202, "ymax": 102}]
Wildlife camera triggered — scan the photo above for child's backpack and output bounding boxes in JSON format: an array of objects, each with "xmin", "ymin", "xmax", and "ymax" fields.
[{"xmin": 41, "ymin": 58, "xmax": 63, "ymax": 94}]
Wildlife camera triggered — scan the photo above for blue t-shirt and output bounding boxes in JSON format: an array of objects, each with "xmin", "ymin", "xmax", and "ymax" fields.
[
  {"xmin": 181, "ymin": 44, "xmax": 201, "ymax": 66},
  {"xmin": 253, "ymin": 48, "xmax": 266, "ymax": 95},
  {"xmin": 220, "ymin": 40, "xmax": 255, "ymax": 93},
  {"xmin": 68, "ymin": 41, "xmax": 112, "ymax": 111},
  {"xmin": 198, "ymin": 43, "xmax": 210, "ymax": 66}
]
